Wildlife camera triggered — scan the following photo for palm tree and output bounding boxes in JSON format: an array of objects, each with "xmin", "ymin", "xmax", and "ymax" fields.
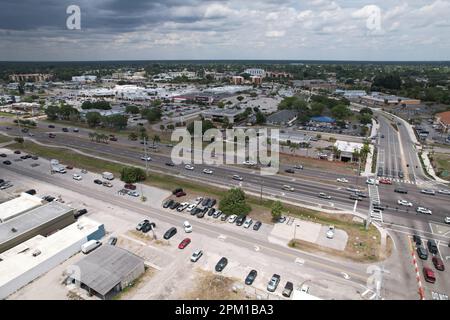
[
  {"xmin": 331, "ymin": 146, "xmax": 341, "ymax": 160},
  {"xmin": 88, "ymin": 132, "xmax": 96, "ymax": 141},
  {"xmin": 128, "ymin": 132, "xmax": 138, "ymax": 141},
  {"xmin": 153, "ymin": 134, "xmax": 160, "ymax": 147}
]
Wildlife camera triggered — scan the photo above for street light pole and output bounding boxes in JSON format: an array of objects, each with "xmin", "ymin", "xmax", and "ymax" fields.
[
  {"xmin": 144, "ymin": 136, "xmax": 148, "ymax": 175},
  {"xmin": 293, "ymin": 224, "xmax": 300, "ymax": 240}
]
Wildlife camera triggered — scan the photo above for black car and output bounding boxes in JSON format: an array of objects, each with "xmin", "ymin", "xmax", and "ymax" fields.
[
  {"xmin": 245, "ymin": 270, "xmax": 258, "ymax": 285},
  {"xmin": 48, "ymin": 125, "xmax": 55, "ymax": 128},
  {"xmin": 31, "ymin": 156, "xmax": 39, "ymax": 160},
  {"xmin": 25, "ymin": 189, "xmax": 36, "ymax": 195},
  {"xmin": 372, "ymin": 204, "xmax": 385, "ymax": 211},
  {"xmin": 282, "ymin": 281, "xmax": 294, "ymax": 297},
  {"xmin": 215, "ymin": 257, "xmax": 228, "ymax": 272},
  {"xmin": 417, "ymin": 246, "xmax": 428, "ymax": 260},
  {"xmin": 42, "ymin": 195, "xmax": 55, "ymax": 202},
  {"xmin": 284, "ymin": 169, "xmax": 295, "ymax": 174},
  {"xmin": 169, "ymin": 201, "xmax": 180, "ymax": 210},
  {"xmin": 394, "ymin": 188, "xmax": 408, "ymax": 194},
  {"xmin": 427, "ymin": 239, "xmax": 438, "ymax": 254},
  {"xmin": 94, "ymin": 179, "xmax": 103, "ymax": 185},
  {"xmin": 209, "ymin": 199, "xmax": 217, "ymax": 208},
  {"xmin": 142, "ymin": 222, "xmax": 156, "ymax": 233},
  {"xmin": 172, "ymin": 188, "xmax": 183, "ymax": 195},
  {"xmin": 3, "ymin": 160, "xmax": 11, "ymax": 165},
  {"xmin": 163, "ymin": 227, "xmax": 177, "ymax": 240},
  {"xmin": 20, "ymin": 155, "xmax": 28, "ymax": 160},
  {"xmin": 207, "ymin": 208, "xmax": 216, "ymax": 216},
  {"xmin": 74, "ymin": 208, "xmax": 88, "ymax": 218},
  {"xmin": 62, "ymin": 128, "xmax": 69, "ymax": 132},
  {"xmin": 21, "ymin": 128, "xmax": 29, "ymax": 133},
  {"xmin": 165, "ymin": 162, "xmax": 175, "ymax": 166},
  {"xmin": 14, "ymin": 150, "xmax": 21, "ymax": 154},
  {"xmin": 349, "ymin": 194, "xmax": 362, "ymax": 201},
  {"xmin": 253, "ymin": 221, "xmax": 262, "ymax": 231},
  {"xmin": 236, "ymin": 215, "xmax": 246, "ymax": 226},
  {"xmin": 398, "ymin": 172, "xmax": 404, "ymax": 179},
  {"xmin": 0, "ymin": 153, "xmax": 7, "ymax": 157},
  {"xmin": 163, "ymin": 199, "xmax": 174, "ymax": 208},
  {"xmin": 201, "ymin": 198, "xmax": 210, "ymax": 207},
  {"xmin": 108, "ymin": 237, "xmax": 118, "ymax": 246},
  {"xmin": 191, "ymin": 207, "xmax": 201, "ymax": 216},
  {"xmin": 413, "ymin": 235, "xmax": 422, "ymax": 246}
]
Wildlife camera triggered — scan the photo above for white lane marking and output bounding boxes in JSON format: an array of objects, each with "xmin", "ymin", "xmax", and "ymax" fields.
[{"xmin": 353, "ymin": 200, "xmax": 358, "ymax": 212}]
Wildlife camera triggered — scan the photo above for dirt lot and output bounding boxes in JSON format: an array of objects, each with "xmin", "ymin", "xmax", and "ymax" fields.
[{"xmin": 280, "ymin": 152, "xmax": 358, "ymax": 175}]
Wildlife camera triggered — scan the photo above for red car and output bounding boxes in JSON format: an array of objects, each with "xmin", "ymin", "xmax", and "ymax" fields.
[
  {"xmin": 432, "ymin": 257, "xmax": 445, "ymax": 271},
  {"xmin": 124, "ymin": 183, "xmax": 136, "ymax": 190},
  {"xmin": 423, "ymin": 267, "xmax": 436, "ymax": 283},
  {"xmin": 178, "ymin": 238, "xmax": 191, "ymax": 249},
  {"xmin": 379, "ymin": 178, "xmax": 392, "ymax": 185},
  {"xmin": 66, "ymin": 165, "xmax": 73, "ymax": 170},
  {"xmin": 175, "ymin": 191, "xmax": 186, "ymax": 197}
]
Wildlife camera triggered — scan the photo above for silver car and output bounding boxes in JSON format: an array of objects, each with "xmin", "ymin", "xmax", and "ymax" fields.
[{"xmin": 267, "ymin": 274, "xmax": 281, "ymax": 292}]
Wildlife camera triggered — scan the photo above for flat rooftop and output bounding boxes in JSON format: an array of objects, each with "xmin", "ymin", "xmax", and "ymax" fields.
[
  {"xmin": 0, "ymin": 193, "xmax": 44, "ymax": 223},
  {"xmin": 0, "ymin": 201, "xmax": 74, "ymax": 246},
  {"xmin": 203, "ymin": 108, "xmax": 245, "ymax": 116}
]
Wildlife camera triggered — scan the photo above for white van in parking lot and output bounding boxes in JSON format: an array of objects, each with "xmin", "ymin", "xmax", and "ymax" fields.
[
  {"xmin": 81, "ymin": 240, "xmax": 102, "ymax": 254},
  {"xmin": 102, "ymin": 172, "xmax": 114, "ymax": 180}
]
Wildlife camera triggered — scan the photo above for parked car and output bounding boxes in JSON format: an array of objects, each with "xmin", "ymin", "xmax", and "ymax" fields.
[
  {"xmin": 253, "ymin": 221, "xmax": 262, "ymax": 231},
  {"xmin": 169, "ymin": 201, "xmax": 180, "ymax": 210},
  {"xmin": 243, "ymin": 218, "xmax": 253, "ymax": 229},
  {"xmin": 191, "ymin": 207, "xmax": 201, "ymax": 216},
  {"xmin": 165, "ymin": 161, "xmax": 175, "ymax": 166},
  {"xmin": 73, "ymin": 174, "xmax": 82, "ymax": 181},
  {"xmin": 178, "ymin": 238, "xmax": 191, "ymax": 249},
  {"xmin": 284, "ymin": 169, "xmax": 295, "ymax": 174},
  {"xmin": 190, "ymin": 250, "xmax": 203, "ymax": 262},
  {"xmin": 215, "ymin": 257, "xmax": 228, "ymax": 272},
  {"xmin": 141, "ymin": 222, "xmax": 155, "ymax": 233},
  {"xmin": 413, "ymin": 235, "xmax": 422, "ymax": 246},
  {"xmin": 136, "ymin": 219, "xmax": 150, "ymax": 231},
  {"xmin": 267, "ymin": 274, "xmax": 281, "ymax": 292},
  {"xmin": 128, "ymin": 190, "xmax": 139, "ymax": 197},
  {"xmin": 14, "ymin": 150, "xmax": 21, "ymax": 154},
  {"xmin": 245, "ymin": 270, "xmax": 258, "ymax": 285},
  {"xmin": 102, "ymin": 181, "xmax": 113, "ymax": 188},
  {"xmin": 423, "ymin": 267, "xmax": 436, "ymax": 283},
  {"xmin": 124, "ymin": 183, "xmax": 136, "ymax": 190},
  {"xmin": 432, "ymin": 257, "xmax": 445, "ymax": 271},
  {"xmin": 197, "ymin": 210, "xmax": 206, "ymax": 218},
  {"xmin": 207, "ymin": 208, "xmax": 216, "ymax": 216},
  {"xmin": 163, "ymin": 227, "xmax": 177, "ymax": 240},
  {"xmin": 420, "ymin": 189, "xmax": 436, "ymax": 195},
  {"xmin": 93, "ymin": 179, "xmax": 103, "ymax": 185},
  {"xmin": 417, "ymin": 246, "xmax": 428, "ymax": 260},
  {"xmin": 163, "ymin": 199, "xmax": 174, "ymax": 208},
  {"xmin": 2, "ymin": 160, "xmax": 11, "ymax": 165},
  {"xmin": 326, "ymin": 226, "xmax": 335, "ymax": 239},
  {"xmin": 175, "ymin": 191, "xmax": 186, "ymax": 197},
  {"xmin": 232, "ymin": 175, "xmax": 243, "ymax": 181},
  {"xmin": 438, "ymin": 189, "xmax": 450, "ymax": 195},
  {"xmin": 108, "ymin": 236, "xmax": 118, "ymax": 246},
  {"xmin": 227, "ymin": 215, "xmax": 238, "ymax": 223},
  {"xmin": 416, "ymin": 207, "xmax": 432, "ymax": 215},
  {"xmin": 236, "ymin": 215, "xmax": 247, "ymax": 226},
  {"xmin": 282, "ymin": 281, "xmax": 294, "ymax": 297},
  {"xmin": 213, "ymin": 210, "xmax": 222, "ymax": 219},
  {"xmin": 172, "ymin": 188, "xmax": 183, "ymax": 195},
  {"xmin": 394, "ymin": 188, "xmax": 408, "ymax": 194},
  {"xmin": 427, "ymin": 239, "xmax": 439, "ymax": 254},
  {"xmin": 0, "ymin": 153, "xmax": 7, "ymax": 157}
]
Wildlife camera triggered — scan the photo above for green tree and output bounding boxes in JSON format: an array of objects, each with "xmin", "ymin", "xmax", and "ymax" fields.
[
  {"xmin": 160, "ymin": 124, "xmax": 165, "ymax": 131},
  {"xmin": 45, "ymin": 105, "xmax": 60, "ymax": 121},
  {"xmin": 128, "ymin": 132, "xmax": 138, "ymax": 141},
  {"xmin": 126, "ymin": 105, "xmax": 140, "ymax": 114},
  {"xmin": 331, "ymin": 104, "xmax": 351, "ymax": 120},
  {"xmin": 187, "ymin": 120, "xmax": 216, "ymax": 135},
  {"xmin": 219, "ymin": 188, "xmax": 251, "ymax": 216},
  {"xmin": 153, "ymin": 134, "xmax": 160, "ymax": 147},
  {"xmin": 167, "ymin": 124, "xmax": 175, "ymax": 131},
  {"xmin": 255, "ymin": 111, "xmax": 266, "ymax": 124},
  {"xmin": 271, "ymin": 201, "xmax": 284, "ymax": 221},
  {"xmin": 217, "ymin": 101, "xmax": 225, "ymax": 109},
  {"xmin": 120, "ymin": 167, "xmax": 146, "ymax": 183},
  {"xmin": 88, "ymin": 132, "xmax": 96, "ymax": 141},
  {"xmin": 85, "ymin": 112, "xmax": 102, "ymax": 127}
]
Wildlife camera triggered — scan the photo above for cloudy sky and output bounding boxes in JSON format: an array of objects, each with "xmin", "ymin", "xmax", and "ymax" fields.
[{"xmin": 0, "ymin": 0, "xmax": 449, "ymax": 61}]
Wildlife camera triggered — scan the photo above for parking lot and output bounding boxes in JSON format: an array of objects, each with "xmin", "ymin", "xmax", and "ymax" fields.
[{"xmin": 0, "ymin": 147, "xmax": 366, "ymax": 300}]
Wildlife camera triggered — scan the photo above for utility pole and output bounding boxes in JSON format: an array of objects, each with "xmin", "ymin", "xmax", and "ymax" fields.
[
  {"xmin": 144, "ymin": 136, "xmax": 148, "ymax": 175},
  {"xmin": 260, "ymin": 177, "xmax": 263, "ymax": 204}
]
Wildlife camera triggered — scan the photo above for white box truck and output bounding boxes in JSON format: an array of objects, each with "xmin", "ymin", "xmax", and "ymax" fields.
[
  {"xmin": 102, "ymin": 172, "xmax": 114, "ymax": 180},
  {"xmin": 81, "ymin": 240, "xmax": 102, "ymax": 254}
]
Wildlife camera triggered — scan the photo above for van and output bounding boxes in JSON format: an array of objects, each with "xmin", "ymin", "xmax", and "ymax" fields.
[
  {"xmin": 81, "ymin": 240, "xmax": 102, "ymax": 254},
  {"xmin": 102, "ymin": 172, "xmax": 114, "ymax": 180}
]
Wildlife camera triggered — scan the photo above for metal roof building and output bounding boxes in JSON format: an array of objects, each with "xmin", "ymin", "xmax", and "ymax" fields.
[
  {"xmin": 69, "ymin": 245, "xmax": 144, "ymax": 300},
  {"xmin": 0, "ymin": 192, "xmax": 45, "ymax": 223},
  {"xmin": 0, "ymin": 201, "xmax": 75, "ymax": 253},
  {"xmin": 266, "ymin": 110, "xmax": 298, "ymax": 126},
  {"xmin": 0, "ymin": 217, "xmax": 105, "ymax": 299}
]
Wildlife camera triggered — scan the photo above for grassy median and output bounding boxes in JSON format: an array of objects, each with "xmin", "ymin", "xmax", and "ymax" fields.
[{"xmin": 7, "ymin": 140, "xmax": 389, "ymax": 262}]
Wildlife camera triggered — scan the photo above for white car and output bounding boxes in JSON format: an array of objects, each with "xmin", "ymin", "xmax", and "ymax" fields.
[
  {"xmin": 140, "ymin": 156, "xmax": 152, "ymax": 161},
  {"xmin": 346, "ymin": 186, "xmax": 361, "ymax": 193},
  {"xmin": 337, "ymin": 178, "xmax": 348, "ymax": 183},
  {"xmin": 326, "ymin": 226, "xmax": 335, "ymax": 239},
  {"xmin": 232, "ymin": 175, "xmax": 243, "ymax": 181},
  {"xmin": 243, "ymin": 160, "xmax": 256, "ymax": 166},
  {"xmin": 282, "ymin": 185, "xmax": 294, "ymax": 192},
  {"xmin": 190, "ymin": 250, "xmax": 203, "ymax": 262},
  {"xmin": 416, "ymin": 207, "xmax": 432, "ymax": 215},
  {"xmin": 72, "ymin": 174, "xmax": 82, "ymax": 181},
  {"xmin": 366, "ymin": 178, "xmax": 379, "ymax": 185},
  {"xmin": 194, "ymin": 197, "xmax": 203, "ymax": 205},
  {"xmin": 128, "ymin": 191, "xmax": 140, "ymax": 197},
  {"xmin": 397, "ymin": 199, "xmax": 413, "ymax": 207},
  {"xmin": 203, "ymin": 168, "xmax": 214, "ymax": 174},
  {"xmin": 28, "ymin": 133, "xmax": 34, "ymax": 137},
  {"xmin": 300, "ymin": 284, "xmax": 310, "ymax": 293},
  {"xmin": 227, "ymin": 214, "xmax": 238, "ymax": 223},
  {"xmin": 185, "ymin": 164, "xmax": 195, "ymax": 170},
  {"xmin": 186, "ymin": 204, "xmax": 196, "ymax": 212},
  {"xmin": 444, "ymin": 217, "xmax": 450, "ymax": 224},
  {"xmin": 177, "ymin": 202, "xmax": 189, "ymax": 212},
  {"xmin": 243, "ymin": 218, "xmax": 253, "ymax": 228},
  {"xmin": 183, "ymin": 221, "xmax": 193, "ymax": 233},
  {"xmin": 318, "ymin": 193, "xmax": 331, "ymax": 199},
  {"xmin": 438, "ymin": 189, "xmax": 450, "ymax": 195}
]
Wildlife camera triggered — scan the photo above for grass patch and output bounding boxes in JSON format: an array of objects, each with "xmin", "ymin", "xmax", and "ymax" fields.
[
  {"xmin": 0, "ymin": 135, "xmax": 12, "ymax": 144},
  {"xmin": 430, "ymin": 152, "xmax": 450, "ymax": 181},
  {"xmin": 0, "ymin": 112, "xmax": 16, "ymax": 118}
]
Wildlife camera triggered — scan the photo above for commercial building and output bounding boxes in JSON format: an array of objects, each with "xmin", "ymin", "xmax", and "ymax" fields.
[
  {"xmin": 266, "ymin": 110, "xmax": 298, "ymax": 126},
  {"xmin": 0, "ymin": 102, "xmax": 40, "ymax": 115},
  {"xmin": 292, "ymin": 79, "xmax": 337, "ymax": 91},
  {"xmin": 251, "ymin": 76, "xmax": 263, "ymax": 85},
  {"xmin": 334, "ymin": 140, "xmax": 364, "ymax": 162},
  {"xmin": 9, "ymin": 74, "xmax": 52, "ymax": 82},
  {"xmin": 278, "ymin": 132, "xmax": 311, "ymax": 147},
  {"xmin": 243, "ymin": 68, "xmax": 265, "ymax": 77},
  {"xmin": 72, "ymin": 75, "xmax": 97, "ymax": 83},
  {"xmin": 68, "ymin": 245, "xmax": 145, "ymax": 300},
  {"xmin": 265, "ymin": 71, "xmax": 292, "ymax": 78},
  {"xmin": 0, "ymin": 193, "xmax": 44, "ymax": 223},
  {"xmin": 435, "ymin": 111, "xmax": 450, "ymax": 133},
  {"xmin": 0, "ymin": 217, "xmax": 105, "ymax": 299},
  {"xmin": 0, "ymin": 201, "xmax": 75, "ymax": 254},
  {"xmin": 335, "ymin": 89, "xmax": 367, "ymax": 98},
  {"xmin": 360, "ymin": 93, "xmax": 421, "ymax": 107},
  {"xmin": 203, "ymin": 108, "xmax": 246, "ymax": 124},
  {"xmin": 231, "ymin": 76, "xmax": 244, "ymax": 85}
]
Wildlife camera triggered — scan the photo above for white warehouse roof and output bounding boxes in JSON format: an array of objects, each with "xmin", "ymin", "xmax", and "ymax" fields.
[
  {"xmin": 334, "ymin": 140, "xmax": 364, "ymax": 154},
  {"xmin": 0, "ymin": 193, "xmax": 44, "ymax": 223},
  {"xmin": 0, "ymin": 217, "xmax": 104, "ymax": 299}
]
